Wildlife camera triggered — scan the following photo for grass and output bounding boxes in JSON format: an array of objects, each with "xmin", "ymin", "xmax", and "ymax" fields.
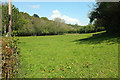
[{"xmin": 18, "ymin": 31, "xmax": 118, "ymax": 78}]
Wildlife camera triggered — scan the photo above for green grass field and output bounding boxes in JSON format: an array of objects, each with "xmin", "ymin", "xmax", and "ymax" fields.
[{"xmin": 18, "ymin": 31, "xmax": 118, "ymax": 78}]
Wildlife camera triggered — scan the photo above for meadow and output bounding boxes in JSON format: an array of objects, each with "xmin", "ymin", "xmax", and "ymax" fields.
[{"xmin": 18, "ymin": 31, "xmax": 118, "ymax": 78}]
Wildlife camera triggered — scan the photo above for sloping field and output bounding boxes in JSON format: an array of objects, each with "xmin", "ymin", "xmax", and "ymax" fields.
[{"xmin": 18, "ymin": 31, "xmax": 118, "ymax": 78}]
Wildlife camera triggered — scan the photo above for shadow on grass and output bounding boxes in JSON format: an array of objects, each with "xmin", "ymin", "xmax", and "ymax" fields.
[
  {"xmin": 18, "ymin": 41, "xmax": 26, "ymax": 45},
  {"xmin": 73, "ymin": 32, "xmax": 119, "ymax": 44}
]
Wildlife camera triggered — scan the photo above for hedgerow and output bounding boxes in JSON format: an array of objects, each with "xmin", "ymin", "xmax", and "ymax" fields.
[{"xmin": 2, "ymin": 36, "xmax": 20, "ymax": 78}]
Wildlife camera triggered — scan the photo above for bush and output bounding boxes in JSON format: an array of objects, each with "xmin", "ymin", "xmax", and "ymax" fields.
[{"xmin": 2, "ymin": 36, "xmax": 20, "ymax": 78}]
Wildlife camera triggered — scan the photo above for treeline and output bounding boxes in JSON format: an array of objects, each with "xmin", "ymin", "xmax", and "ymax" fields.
[
  {"xmin": 89, "ymin": 2, "xmax": 120, "ymax": 34},
  {"xmin": 68, "ymin": 24, "xmax": 104, "ymax": 33},
  {"xmin": 2, "ymin": 3, "xmax": 105, "ymax": 36},
  {"xmin": 2, "ymin": 3, "xmax": 73, "ymax": 36},
  {"xmin": 17, "ymin": 13, "xmax": 73, "ymax": 36}
]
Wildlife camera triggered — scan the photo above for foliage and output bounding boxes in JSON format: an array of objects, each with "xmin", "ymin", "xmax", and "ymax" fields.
[
  {"xmin": 2, "ymin": 3, "xmax": 9, "ymax": 33},
  {"xmin": 41, "ymin": 17, "xmax": 49, "ymax": 21},
  {"xmin": 2, "ymin": 36, "xmax": 20, "ymax": 78},
  {"xmin": 33, "ymin": 14, "xmax": 39, "ymax": 18},
  {"xmin": 2, "ymin": 3, "xmax": 105, "ymax": 36},
  {"xmin": 2, "ymin": 3, "xmax": 72, "ymax": 36},
  {"xmin": 89, "ymin": 2, "xmax": 120, "ymax": 33},
  {"xmin": 68, "ymin": 24, "xmax": 104, "ymax": 33}
]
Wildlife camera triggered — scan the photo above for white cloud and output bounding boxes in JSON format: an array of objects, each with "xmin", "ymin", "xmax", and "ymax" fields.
[
  {"xmin": 31, "ymin": 5, "xmax": 40, "ymax": 9},
  {"xmin": 49, "ymin": 10, "xmax": 83, "ymax": 25}
]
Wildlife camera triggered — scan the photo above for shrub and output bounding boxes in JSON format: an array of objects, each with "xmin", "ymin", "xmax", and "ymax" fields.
[{"xmin": 2, "ymin": 36, "xmax": 20, "ymax": 78}]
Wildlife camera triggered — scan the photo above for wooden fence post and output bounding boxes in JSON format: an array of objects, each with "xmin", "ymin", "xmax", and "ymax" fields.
[{"xmin": 8, "ymin": 0, "xmax": 12, "ymax": 37}]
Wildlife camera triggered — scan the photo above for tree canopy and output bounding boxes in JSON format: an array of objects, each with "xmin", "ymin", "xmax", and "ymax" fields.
[
  {"xmin": 89, "ymin": 2, "xmax": 120, "ymax": 34},
  {"xmin": 33, "ymin": 14, "xmax": 39, "ymax": 18},
  {"xmin": 2, "ymin": 3, "xmax": 105, "ymax": 36}
]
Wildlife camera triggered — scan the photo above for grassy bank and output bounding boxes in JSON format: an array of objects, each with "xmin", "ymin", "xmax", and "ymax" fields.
[{"xmin": 18, "ymin": 31, "xmax": 118, "ymax": 78}]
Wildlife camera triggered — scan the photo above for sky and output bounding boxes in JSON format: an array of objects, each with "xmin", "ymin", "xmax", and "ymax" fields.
[{"xmin": 12, "ymin": 2, "xmax": 96, "ymax": 26}]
